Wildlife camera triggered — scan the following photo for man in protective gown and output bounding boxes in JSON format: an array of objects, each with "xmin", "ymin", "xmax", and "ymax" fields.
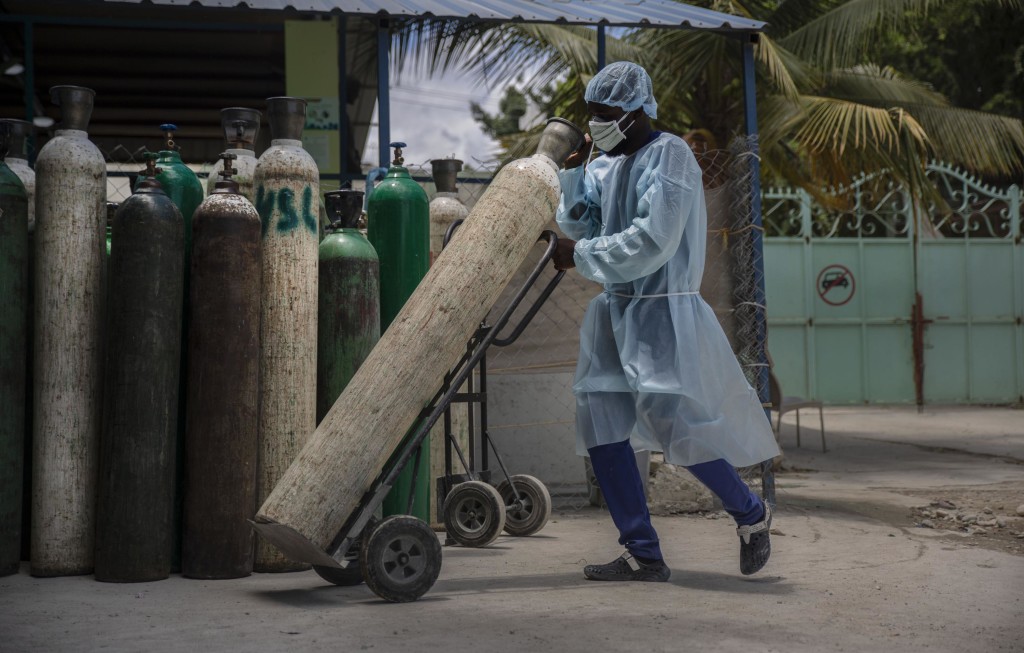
[{"xmin": 553, "ymin": 61, "xmax": 781, "ymax": 581}]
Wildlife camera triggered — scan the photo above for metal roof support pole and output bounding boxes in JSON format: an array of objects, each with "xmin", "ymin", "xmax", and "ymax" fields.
[
  {"xmin": 377, "ymin": 17, "xmax": 391, "ymax": 170},
  {"xmin": 741, "ymin": 38, "xmax": 771, "ymax": 397},
  {"xmin": 741, "ymin": 33, "xmax": 776, "ymax": 503},
  {"xmin": 740, "ymin": 34, "xmax": 768, "ymax": 407},
  {"xmin": 596, "ymin": 24, "xmax": 606, "ymax": 70}
]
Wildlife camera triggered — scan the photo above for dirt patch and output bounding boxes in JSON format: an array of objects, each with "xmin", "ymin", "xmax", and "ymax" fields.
[
  {"xmin": 646, "ymin": 456, "xmax": 715, "ymax": 516},
  {"xmin": 895, "ymin": 482, "xmax": 1024, "ymax": 557}
]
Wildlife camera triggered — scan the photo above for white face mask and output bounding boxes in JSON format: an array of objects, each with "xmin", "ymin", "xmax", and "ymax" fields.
[{"xmin": 588, "ymin": 112, "xmax": 635, "ymax": 152}]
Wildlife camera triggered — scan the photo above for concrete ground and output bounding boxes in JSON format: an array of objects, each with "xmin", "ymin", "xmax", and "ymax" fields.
[{"xmin": 2, "ymin": 405, "xmax": 1022, "ymax": 653}]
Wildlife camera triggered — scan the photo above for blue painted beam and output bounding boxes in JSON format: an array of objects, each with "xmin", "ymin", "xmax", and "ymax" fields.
[
  {"xmin": 741, "ymin": 36, "xmax": 769, "ymax": 407},
  {"xmin": 596, "ymin": 24, "xmax": 606, "ymax": 70}
]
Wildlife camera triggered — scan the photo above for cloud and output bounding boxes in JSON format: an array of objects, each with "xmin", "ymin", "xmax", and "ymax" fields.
[{"xmin": 361, "ymin": 70, "xmax": 504, "ymax": 169}]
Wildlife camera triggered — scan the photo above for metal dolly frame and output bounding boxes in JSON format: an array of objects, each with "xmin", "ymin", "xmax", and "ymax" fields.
[{"xmin": 311, "ymin": 228, "xmax": 564, "ymax": 602}]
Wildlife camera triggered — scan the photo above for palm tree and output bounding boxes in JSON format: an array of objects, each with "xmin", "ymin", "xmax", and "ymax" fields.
[
  {"xmin": 392, "ymin": 0, "xmax": 1024, "ymax": 196},
  {"xmin": 638, "ymin": 0, "xmax": 1024, "ymax": 198}
]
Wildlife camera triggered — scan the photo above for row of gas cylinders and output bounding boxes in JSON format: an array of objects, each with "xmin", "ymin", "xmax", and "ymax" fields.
[{"xmin": 0, "ymin": 86, "xmax": 470, "ymax": 581}]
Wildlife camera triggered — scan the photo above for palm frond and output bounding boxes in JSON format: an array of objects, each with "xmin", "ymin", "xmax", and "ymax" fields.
[
  {"xmin": 794, "ymin": 95, "xmax": 931, "ymax": 157},
  {"xmin": 906, "ymin": 104, "xmax": 1024, "ymax": 176},
  {"xmin": 630, "ymin": 28, "xmax": 721, "ymax": 90},
  {"xmin": 818, "ymin": 65, "xmax": 1024, "ymax": 176},
  {"xmin": 773, "ymin": 95, "xmax": 939, "ymax": 202},
  {"xmin": 756, "ymin": 94, "xmax": 810, "ymax": 151},
  {"xmin": 780, "ymin": 0, "xmax": 936, "ymax": 70},
  {"xmin": 822, "ymin": 64, "xmax": 949, "ymax": 107},
  {"xmin": 756, "ymin": 34, "xmax": 816, "ymax": 98},
  {"xmin": 759, "ymin": 0, "xmax": 844, "ymax": 38},
  {"xmin": 782, "ymin": 0, "xmax": 1024, "ymax": 70},
  {"xmin": 391, "ymin": 20, "xmax": 643, "ymax": 94}
]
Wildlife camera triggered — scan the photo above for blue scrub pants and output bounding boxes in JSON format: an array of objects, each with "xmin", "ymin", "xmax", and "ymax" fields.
[{"xmin": 588, "ymin": 439, "xmax": 765, "ymax": 561}]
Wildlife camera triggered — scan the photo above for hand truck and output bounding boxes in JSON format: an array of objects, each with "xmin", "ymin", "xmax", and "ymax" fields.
[{"xmin": 308, "ymin": 227, "xmax": 565, "ymax": 602}]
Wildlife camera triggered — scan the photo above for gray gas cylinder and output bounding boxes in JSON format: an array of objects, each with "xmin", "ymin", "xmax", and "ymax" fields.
[
  {"xmin": 205, "ymin": 107, "xmax": 261, "ymax": 202},
  {"xmin": 31, "ymin": 85, "xmax": 107, "ymax": 577},
  {"xmin": 252, "ymin": 97, "xmax": 320, "ymax": 572},
  {"xmin": 428, "ymin": 158, "xmax": 469, "ymax": 264},
  {"xmin": 426, "ymin": 157, "xmax": 471, "ymax": 523},
  {"xmin": 0, "ymin": 119, "xmax": 35, "ymax": 233}
]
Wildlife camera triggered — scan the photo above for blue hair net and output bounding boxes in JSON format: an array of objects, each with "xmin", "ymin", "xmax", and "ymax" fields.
[{"xmin": 584, "ymin": 61, "xmax": 658, "ymax": 119}]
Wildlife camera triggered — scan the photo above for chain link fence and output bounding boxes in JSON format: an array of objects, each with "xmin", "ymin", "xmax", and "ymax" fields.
[{"xmin": 101, "ymin": 140, "xmax": 772, "ymax": 513}]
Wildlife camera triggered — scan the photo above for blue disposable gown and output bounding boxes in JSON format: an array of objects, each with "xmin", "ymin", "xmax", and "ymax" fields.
[{"xmin": 556, "ymin": 133, "xmax": 780, "ymax": 468}]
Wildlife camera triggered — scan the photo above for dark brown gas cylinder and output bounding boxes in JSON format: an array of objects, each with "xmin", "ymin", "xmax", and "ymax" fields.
[
  {"xmin": 94, "ymin": 157, "xmax": 184, "ymax": 583},
  {"xmin": 182, "ymin": 153, "xmax": 262, "ymax": 579}
]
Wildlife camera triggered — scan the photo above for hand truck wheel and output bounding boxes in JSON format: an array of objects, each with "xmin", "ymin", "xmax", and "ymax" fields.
[
  {"xmin": 495, "ymin": 474, "xmax": 551, "ymax": 537},
  {"xmin": 360, "ymin": 515, "xmax": 442, "ymax": 603},
  {"xmin": 442, "ymin": 480, "xmax": 505, "ymax": 547}
]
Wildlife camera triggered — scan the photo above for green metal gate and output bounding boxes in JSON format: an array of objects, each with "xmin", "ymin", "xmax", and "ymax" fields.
[{"xmin": 763, "ymin": 163, "xmax": 1022, "ymax": 405}]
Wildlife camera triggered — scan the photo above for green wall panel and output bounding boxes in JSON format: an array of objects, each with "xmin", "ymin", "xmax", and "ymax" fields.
[
  {"xmin": 861, "ymin": 242, "xmax": 914, "ymax": 319},
  {"xmin": 766, "ymin": 325, "xmax": 809, "ymax": 398},
  {"xmin": 814, "ymin": 325, "xmax": 863, "ymax": 403},
  {"xmin": 968, "ymin": 325, "xmax": 1018, "ymax": 402},
  {"xmin": 865, "ymin": 325, "xmax": 915, "ymax": 403},
  {"xmin": 920, "ymin": 244, "xmax": 967, "ymax": 318},
  {"xmin": 923, "ymin": 325, "xmax": 969, "ymax": 402},
  {"xmin": 765, "ymin": 241, "xmax": 807, "ymax": 318},
  {"xmin": 967, "ymin": 244, "xmax": 1015, "ymax": 317}
]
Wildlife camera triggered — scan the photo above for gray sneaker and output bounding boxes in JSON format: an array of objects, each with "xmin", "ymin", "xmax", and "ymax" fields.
[{"xmin": 583, "ymin": 552, "xmax": 671, "ymax": 582}]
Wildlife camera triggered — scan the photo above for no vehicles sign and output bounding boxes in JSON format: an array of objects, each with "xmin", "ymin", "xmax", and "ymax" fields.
[{"xmin": 817, "ymin": 264, "xmax": 855, "ymax": 306}]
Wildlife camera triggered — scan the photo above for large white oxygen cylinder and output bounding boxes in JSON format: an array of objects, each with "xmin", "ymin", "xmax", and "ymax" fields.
[
  {"xmin": 31, "ymin": 86, "xmax": 107, "ymax": 577},
  {"xmin": 253, "ymin": 118, "xmax": 582, "ymax": 560},
  {"xmin": 252, "ymin": 97, "xmax": 320, "ymax": 572},
  {"xmin": 427, "ymin": 157, "xmax": 471, "ymax": 524},
  {"xmin": 206, "ymin": 107, "xmax": 260, "ymax": 202}
]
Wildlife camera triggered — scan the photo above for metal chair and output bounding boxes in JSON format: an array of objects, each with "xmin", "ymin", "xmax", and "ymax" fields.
[{"xmin": 769, "ymin": 371, "xmax": 826, "ymax": 452}]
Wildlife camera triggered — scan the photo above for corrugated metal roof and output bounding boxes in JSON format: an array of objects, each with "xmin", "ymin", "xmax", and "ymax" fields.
[{"xmin": 104, "ymin": 0, "xmax": 765, "ymax": 31}]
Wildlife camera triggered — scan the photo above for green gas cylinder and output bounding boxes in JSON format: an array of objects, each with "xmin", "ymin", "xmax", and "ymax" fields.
[
  {"xmin": 136, "ymin": 125, "xmax": 203, "ymax": 257},
  {"xmin": 0, "ymin": 122, "xmax": 29, "ymax": 576},
  {"xmin": 317, "ymin": 190, "xmax": 380, "ymax": 425},
  {"xmin": 368, "ymin": 142, "xmax": 430, "ymax": 328},
  {"xmin": 367, "ymin": 142, "xmax": 431, "ymax": 521},
  {"xmin": 105, "ymin": 202, "xmax": 117, "ymax": 257}
]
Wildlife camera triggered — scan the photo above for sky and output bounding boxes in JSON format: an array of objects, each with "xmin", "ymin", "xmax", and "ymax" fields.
[{"xmin": 361, "ymin": 69, "xmax": 507, "ymax": 171}]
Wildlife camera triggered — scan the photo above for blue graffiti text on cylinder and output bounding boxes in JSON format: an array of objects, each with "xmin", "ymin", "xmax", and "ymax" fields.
[{"xmin": 255, "ymin": 184, "xmax": 318, "ymax": 236}]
